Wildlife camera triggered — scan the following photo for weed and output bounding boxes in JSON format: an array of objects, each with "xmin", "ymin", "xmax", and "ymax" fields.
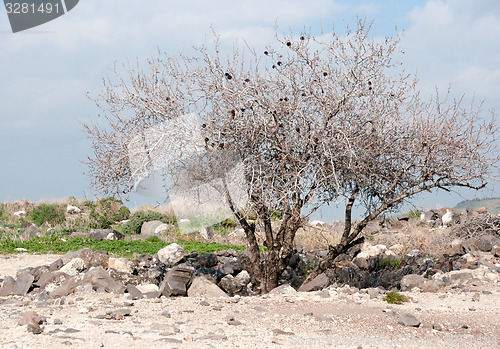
[
  {"xmin": 383, "ymin": 291, "xmax": 409, "ymax": 304},
  {"xmin": 378, "ymin": 256, "xmax": 402, "ymax": 269},
  {"xmin": 29, "ymin": 204, "xmax": 65, "ymax": 226},
  {"xmin": 408, "ymin": 209, "xmax": 422, "ymax": 219}
]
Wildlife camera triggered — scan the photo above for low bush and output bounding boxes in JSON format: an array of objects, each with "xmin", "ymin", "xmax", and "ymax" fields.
[
  {"xmin": 29, "ymin": 203, "xmax": 65, "ymax": 226},
  {"xmin": 383, "ymin": 291, "xmax": 409, "ymax": 304},
  {"xmin": 122, "ymin": 210, "xmax": 176, "ymax": 235}
]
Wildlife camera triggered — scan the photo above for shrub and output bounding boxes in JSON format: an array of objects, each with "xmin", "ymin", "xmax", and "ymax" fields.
[
  {"xmin": 122, "ymin": 210, "xmax": 176, "ymax": 235},
  {"xmin": 408, "ymin": 209, "xmax": 422, "ymax": 219},
  {"xmin": 29, "ymin": 204, "xmax": 66, "ymax": 226},
  {"xmin": 378, "ymin": 256, "xmax": 402, "ymax": 269},
  {"xmin": 383, "ymin": 291, "xmax": 409, "ymax": 304},
  {"xmin": 89, "ymin": 197, "xmax": 129, "ymax": 229}
]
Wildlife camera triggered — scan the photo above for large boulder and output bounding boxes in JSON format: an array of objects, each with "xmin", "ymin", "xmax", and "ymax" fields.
[
  {"xmin": 141, "ymin": 220, "xmax": 164, "ymax": 237},
  {"xmin": 400, "ymin": 274, "xmax": 426, "ymax": 291},
  {"xmin": 159, "ymin": 265, "xmax": 194, "ymax": 297},
  {"xmin": 298, "ymin": 273, "xmax": 329, "ymax": 292},
  {"xmin": 89, "ymin": 229, "xmax": 124, "ymax": 241},
  {"xmin": 82, "ymin": 266, "xmax": 125, "ymax": 293},
  {"xmin": 157, "ymin": 243, "xmax": 185, "ymax": 265},
  {"xmin": 19, "ymin": 225, "xmax": 43, "ymax": 241},
  {"xmin": 187, "ymin": 276, "xmax": 228, "ymax": 298}
]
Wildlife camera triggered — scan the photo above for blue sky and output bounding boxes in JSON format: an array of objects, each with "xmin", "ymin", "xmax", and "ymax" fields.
[{"xmin": 0, "ymin": 0, "xmax": 499, "ymax": 220}]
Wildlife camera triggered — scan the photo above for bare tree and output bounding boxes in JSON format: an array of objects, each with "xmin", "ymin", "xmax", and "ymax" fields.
[{"xmin": 83, "ymin": 20, "xmax": 498, "ymax": 293}]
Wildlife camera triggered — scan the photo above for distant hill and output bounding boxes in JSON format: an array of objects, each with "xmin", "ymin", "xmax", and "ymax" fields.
[{"xmin": 454, "ymin": 197, "xmax": 500, "ymax": 214}]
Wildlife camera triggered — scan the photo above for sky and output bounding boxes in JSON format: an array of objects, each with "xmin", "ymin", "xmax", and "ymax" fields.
[{"xmin": 0, "ymin": 0, "xmax": 499, "ymax": 221}]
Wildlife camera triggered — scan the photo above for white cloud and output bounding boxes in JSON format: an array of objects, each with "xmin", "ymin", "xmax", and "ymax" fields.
[{"xmin": 402, "ymin": 0, "xmax": 500, "ymax": 99}]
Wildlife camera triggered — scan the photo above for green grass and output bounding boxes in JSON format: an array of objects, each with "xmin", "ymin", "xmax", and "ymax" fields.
[
  {"xmin": 383, "ymin": 291, "xmax": 409, "ymax": 304},
  {"xmin": 0, "ymin": 235, "xmax": 247, "ymax": 258},
  {"xmin": 378, "ymin": 256, "xmax": 402, "ymax": 269}
]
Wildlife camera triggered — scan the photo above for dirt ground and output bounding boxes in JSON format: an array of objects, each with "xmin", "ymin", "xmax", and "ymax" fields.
[{"xmin": 0, "ymin": 253, "xmax": 499, "ymax": 349}]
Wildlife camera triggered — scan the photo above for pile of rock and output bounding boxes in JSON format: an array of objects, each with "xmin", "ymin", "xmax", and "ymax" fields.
[{"xmin": 0, "ymin": 244, "xmax": 251, "ymax": 302}]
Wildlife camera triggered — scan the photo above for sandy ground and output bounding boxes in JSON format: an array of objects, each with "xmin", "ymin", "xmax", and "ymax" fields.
[{"xmin": 0, "ymin": 253, "xmax": 499, "ymax": 349}]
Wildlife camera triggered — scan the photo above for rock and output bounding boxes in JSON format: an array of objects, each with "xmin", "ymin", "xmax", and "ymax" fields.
[
  {"xmin": 68, "ymin": 231, "xmax": 89, "ymax": 240},
  {"xmin": 269, "ymin": 284, "xmax": 297, "ymax": 294},
  {"xmin": 59, "ymin": 258, "xmax": 86, "ymax": 276},
  {"xmin": 187, "ymin": 276, "xmax": 229, "ymax": 298},
  {"xmin": 81, "ymin": 249, "xmax": 110, "ymax": 269},
  {"xmin": 298, "ymin": 273, "xmax": 329, "ymax": 292},
  {"xmin": 49, "ymin": 258, "xmax": 64, "ymax": 271},
  {"xmin": 310, "ymin": 220, "xmax": 325, "ymax": 227},
  {"xmin": 474, "ymin": 236, "xmax": 494, "ymax": 252},
  {"xmin": 66, "ymin": 205, "xmax": 81, "ymax": 214},
  {"xmin": 445, "ymin": 239, "xmax": 465, "ymax": 256},
  {"xmin": 11, "ymin": 273, "xmax": 34, "ymax": 296},
  {"xmin": 495, "ymin": 246, "xmax": 500, "ymax": 258},
  {"xmin": 18, "ymin": 311, "xmax": 43, "ymax": 326},
  {"xmin": 49, "ymin": 276, "xmax": 80, "ymax": 298},
  {"xmin": 141, "ymin": 220, "xmax": 164, "ymax": 236},
  {"xmin": 0, "ymin": 276, "xmax": 15, "ymax": 296},
  {"xmin": 154, "ymin": 223, "xmax": 171, "ymax": 236},
  {"xmin": 126, "ymin": 284, "xmax": 143, "ymax": 300},
  {"xmin": 160, "ymin": 265, "xmax": 194, "ymax": 297},
  {"xmin": 82, "ymin": 266, "xmax": 125, "ymax": 293},
  {"xmin": 219, "ymin": 275, "xmax": 234, "ymax": 296},
  {"xmin": 19, "ymin": 225, "xmax": 43, "ymax": 241},
  {"xmin": 197, "ymin": 253, "xmax": 218, "ymax": 268},
  {"xmin": 398, "ymin": 313, "xmax": 421, "ymax": 327},
  {"xmin": 199, "ymin": 226, "xmax": 214, "ymax": 240},
  {"xmin": 420, "ymin": 279, "xmax": 441, "ymax": 293},
  {"xmin": 233, "ymin": 270, "xmax": 251, "ymax": 293},
  {"xmin": 157, "ymin": 243, "xmax": 185, "ymax": 265},
  {"xmin": 13, "ymin": 210, "xmax": 27, "ymax": 218},
  {"xmin": 136, "ymin": 283, "xmax": 159, "ymax": 293},
  {"xmin": 367, "ymin": 288, "xmax": 380, "ymax": 299},
  {"xmin": 442, "ymin": 210, "xmax": 461, "ymax": 226},
  {"xmin": 27, "ymin": 324, "xmax": 44, "ymax": 334},
  {"xmin": 36, "ymin": 271, "xmax": 71, "ymax": 291},
  {"xmin": 108, "ymin": 258, "xmax": 133, "ymax": 273},
  {"xmin": 89, "ymin": 229, "xmax": 124, "ymax": 241},
  {"xmin": 217, "ymin": 256, "xmax": 243, "ymax": 275},
  {"xmin": 400, "ymin": 274, "xmax": 425, "ymax": 291}
]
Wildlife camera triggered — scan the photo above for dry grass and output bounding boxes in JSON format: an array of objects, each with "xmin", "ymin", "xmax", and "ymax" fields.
[{"xmin": 371, "ymin": 220, "xmax": 456, "ymax": 256}]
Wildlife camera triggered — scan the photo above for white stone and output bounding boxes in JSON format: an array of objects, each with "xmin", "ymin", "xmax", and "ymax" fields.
[
  {"xmin": 310, "ymin": 220, "xmax": 325, "ymax": 227},
  {"xmin": 108, "ymin": 258, "xmax": 132, "ymax": 273},
  {"xmin": 154, "ymin": 223, "xmax": 170, "ymax": 235},
  {"xmin": 66, "ymin": 205, "xmax": 81, "ymax": 214},
  {"xmin": 13, "ymin": 210, "xmax": 26, "ymax": 217},
  {"xmin": 136, "ymin": 283, "xmax": 160, "ymax": 293},
  {"xmin": 60, "ymin": 258, "xmax": 85, "ymax": 276},
  {"xmin": 157, "ymin": 243, "xmax": 185, "ymax": 265}
]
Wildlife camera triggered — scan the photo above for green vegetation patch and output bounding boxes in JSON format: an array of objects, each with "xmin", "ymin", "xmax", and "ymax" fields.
[
  {"xmin": 378, "ymin": 256, "xmax": 402, "ymax": 269},
  {"xmin": 29, "ymin": 203, "xmax": 66, "ymax": 226},
  {"xmin": 0, "ymin": 235, "xmax": 246, "ymax": 258},
  {"xmin": 122, "ymin": 210, "xmax": 176, "ymax": 235},
  {"xmin": 383, "ymin": 291, "xmax": 409, "ymax": 304}
]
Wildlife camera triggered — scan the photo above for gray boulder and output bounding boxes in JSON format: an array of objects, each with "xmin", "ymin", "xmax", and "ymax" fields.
[
  {"xmin": 398, "ymin": 313, "xmax": 421, "ymax": 327},
  {"xmin": 187, "ymin": 276, "xmax": 228, "ymax": 298},
  {"xmin": 11, "ymin": 273, "xmax": 34, "ymax": 296},
  {"xmin": 19, "ymin": 225, "xmax": 43, "ymax": 241},
  {"xmin": 0, "ymin": 276, "xmax": 16, "ymax": 296},
  {"xmin": 298, "ymin": 273, "xmax": 329, "ymax": 292},
  {"xmin": 141, "ymin": 220, "xmax": 164, "ymax": 237},
  {"xmin": 400, "ymin": 274, "xmax": 426, "ymax": 291},
  {"xmin": 160, "ymin": 265, "xmax": 194, "ymax": 297},
  {"xmin": 158, "ymin": 243, "xmax": 185, "ymax": 265},
  {"xmin": 269, "ymin": 284, "xmax": 297, "ymax": 295},
  {"xmin": 82, "ymin": 266, "xmax": 125, "ymax": 293},
  {"xmin": 89, "ymin": 229, "xmax": 124, "ymax": 241}
]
